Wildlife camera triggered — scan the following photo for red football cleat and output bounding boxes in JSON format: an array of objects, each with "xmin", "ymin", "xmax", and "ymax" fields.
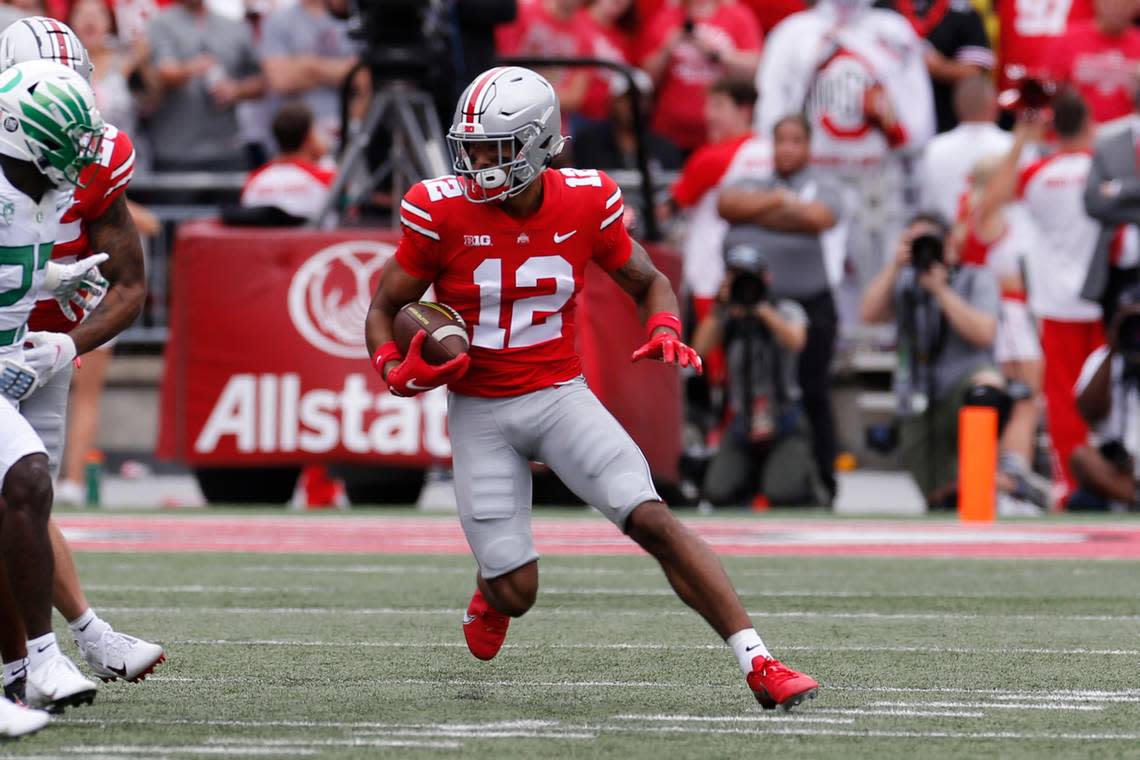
[
  {"xmin": 462, "ymin": 589, "xmax": 511, "ymax": 661},
  {"xmin": 746, "ymin": 656, "xmax": 819, "ymax": 711}
]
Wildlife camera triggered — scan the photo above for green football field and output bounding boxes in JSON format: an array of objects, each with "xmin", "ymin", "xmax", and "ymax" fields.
[{"xmin": 4, "ymin": 516, "xmax": 1140, "ymax": 760}]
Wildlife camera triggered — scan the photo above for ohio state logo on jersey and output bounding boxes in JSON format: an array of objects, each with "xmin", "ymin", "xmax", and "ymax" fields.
[{"xmin": 806, "ymin": 49, "xmax": 878, "ymax": 140}]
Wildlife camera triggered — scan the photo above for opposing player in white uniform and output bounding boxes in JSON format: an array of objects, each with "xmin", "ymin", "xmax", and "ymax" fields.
[
  {"xmin": 0, "ymin": 60, "xmax": 114, "ymax": 713},
  {"xmin": 0, "ymin": 19, "xmax": 163, "ymax": 704},
  {"xmin": 367, "ymin": 67, "xmax": 820, "ymax": 710}
]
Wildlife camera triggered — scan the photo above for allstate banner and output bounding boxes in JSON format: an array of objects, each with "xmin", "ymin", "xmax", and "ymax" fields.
[{"xmin": 158, "ymin": 221, "xmax": 681, "ymax": 479}]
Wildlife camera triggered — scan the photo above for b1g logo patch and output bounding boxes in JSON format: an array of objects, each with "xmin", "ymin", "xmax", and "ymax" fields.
[
  {"xmin": 287, "ymin": 240, "xmax": 394, "ymax": 359},
  {"xmin": 464, "ymin": 234, "xmax": 492, "ymax": 247}
]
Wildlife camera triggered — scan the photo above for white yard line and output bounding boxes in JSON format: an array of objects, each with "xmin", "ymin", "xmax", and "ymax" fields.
[
  {"xmin": 62, "ymin": 747, "xmax": 317, "ymax": 757},
  {"xmin": 624, "ymin": 726, "xmax": 1140, "ymax": 741},
  {"xmin": 809, "ymin": 708, "xmax": 986, "ymax": 718},
  {"xmin": 205, "ymin": 738, "xmax": 461, "ymax": 749},
  {"xmin": 870, "ymin": 700, "xmax": 1105, "ymax": 712},
  {"xmin": 86, "ymin": 585, "xmax": 321, "ymax": 594},
  {"xmin": 95, "ymin": 605, "xmax": 1140, "ymax": 623},
  {"xmin": 166, "ymin": 638, "xmax": 1140, "ymax": 657},
  {"xmin": 832, "ymin": 686, "xmax": 1140, "ymax": 701}
]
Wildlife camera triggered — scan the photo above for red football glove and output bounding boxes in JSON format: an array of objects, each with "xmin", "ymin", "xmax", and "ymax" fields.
[
  {"xmin": 630, "ymin": 313, "xmax": 703, "ymax": 374},
  {"xmin": 375, "ymin": 331, "xmax": 471, "ymax": 397}
]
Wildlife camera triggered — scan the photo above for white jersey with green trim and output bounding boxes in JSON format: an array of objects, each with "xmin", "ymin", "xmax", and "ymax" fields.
[{"xmin": 0, "ymin": 171, "xmax": 71, "ymax": 362}]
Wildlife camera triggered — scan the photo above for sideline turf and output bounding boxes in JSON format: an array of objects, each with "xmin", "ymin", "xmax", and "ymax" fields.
[{"xmin": 5, "ymin": 548, "xmax": 1140, "ymax": 759}]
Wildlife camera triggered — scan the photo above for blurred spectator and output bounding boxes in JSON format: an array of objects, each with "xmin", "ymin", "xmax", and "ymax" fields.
[
  {"xmin": 875, "ymin": 0, "xmax": 993, "ymax": 133},
  {"xmin": 577, "ymin": 0, "xmax": 638, "ymax": 123},
  {"xmin": 640, "ymin": 0, "xmax": 762, "ymax": 153},
  {"xmin": 0, "ymin": 2, "xmax": 29, "ymax": 29},
  {"xmin": 1071, "ymin": 284, "xmax": 1140, "ymax": 510},
  {"xmin": 147, "ymin": 0, "xmax": 267, "ymax": 171},
  {"xmin": 953, "ymin": 154, "xmax": 1049, "ymax": 508},
  {"xmin": 571, "ymin": 70, "xmax": 683, "ymax": 171},
  {"xmin": 756, "ymin": 0, "xmax": 934, "ymax": 296},
  {"xmin": 1053, "ymin": 0, "xmax": 1140, "ymax": 125},
  {"xmin": 1000, "ymin": 94, "xmax": 1105, "ymax": 503},
  {"xmin": 69, "ymin": 0, "xmax": 160, "ymax": 139},
  {"xmin": 667, "ymin": 77, "xmax": 769, "ymax": 319},
  {"xmin": 691, "ymin": 245, "xmax": 825, "ymax": 506},
  {"xmin": 1082, "ymin": 92, "xmax": 1140, "ymax": 325},
  {"xmin": 997, "ymin": 0, "xmax": 1092, "ymax": 92},
  {"xmin": 241, "ymin": 102, "xmax": 334, "ymax": 222},
  {"xmin": 496, "ymin": 0, "xmax": 592, "ymax": 122},
  {"xmin": 718, "ymin": 114, "xmax": 843, "ymax": 501},
  {"xmin": 259, "ymin": 0, "xmax": 359, "ymax": 146},
  {"xmin": 738, "ymin": 0, "xmax": 805, "ymax": 33},
  {"xmin": 860, "ymin": 213, "xmax": 1004, "ymax": 505},
  {"xmin": 918, "ymin": 74, "xmax": 1012, "ymax": 224}
]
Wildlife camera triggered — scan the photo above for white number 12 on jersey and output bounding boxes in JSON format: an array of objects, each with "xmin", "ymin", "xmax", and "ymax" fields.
[{"xmin": 472, "ymin": 256, "xmax": 574, "ymax": 349}]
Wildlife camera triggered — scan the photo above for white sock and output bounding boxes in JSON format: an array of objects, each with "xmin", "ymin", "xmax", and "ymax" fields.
[
  {"xmin": 67, "ymin": 608, "xmax": 108, "ymax": 647},
  {"xmin": 26, "ymin": 634, "xmax": 58, "ymax": 670},
  {"xmin": 727, "ymin": 628, "xmax": 771, "ymax": 674},
  {"xmin": 2, "ymin": 658, "xmax": 27, "ymax": 687}
]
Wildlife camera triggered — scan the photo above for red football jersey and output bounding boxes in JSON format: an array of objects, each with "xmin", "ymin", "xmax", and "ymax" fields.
[
  {"xmin": 395, "ymin": 168, "xmax": 633, "ymax": 398},
  {"xmin": 998, "ymin": 0, "xmax": 1094, "ymax": 89},
  {"xmin": 1052, "ymin": 21, "xmax": 1140, "ymax": 123},
  {"xmin": 28, "ymin": 123, "xmax": 136, "ymax": 333}
]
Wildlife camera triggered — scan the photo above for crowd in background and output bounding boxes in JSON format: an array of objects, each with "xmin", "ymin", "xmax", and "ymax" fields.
[{"xmin": 2, "ymin": 0, "xmax": 1137, "ymax": 513}]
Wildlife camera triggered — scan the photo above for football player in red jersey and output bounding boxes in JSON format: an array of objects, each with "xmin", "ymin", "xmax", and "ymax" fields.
[
  {"xmin": 0, "ymin": 18, "xmax": 163, "ymax": 705},
  {"xmin": 366, "ymin": 66, "xmax": 819, "ymax": 710}
]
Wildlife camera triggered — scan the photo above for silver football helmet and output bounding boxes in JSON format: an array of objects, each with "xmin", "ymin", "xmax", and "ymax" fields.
[
  {"xmin": 447, "ymin": 66, "xmax": 567, "ymax": 203},
  {"xmin": 0, "ymin": 17, "xmax": 94, "ymax": 84}
]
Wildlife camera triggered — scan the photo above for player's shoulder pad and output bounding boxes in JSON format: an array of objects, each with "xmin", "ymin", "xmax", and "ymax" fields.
[
  {"xmin": 96, "ymin": 123, "xmax": 136, "ymax": 195},
  {"xmin": 552, "ymin": 167, "xmax": 625, "ymax": 230},
  {"xmin": 400, "ymin": 176, "xmax": 463, "ymax": 243}
]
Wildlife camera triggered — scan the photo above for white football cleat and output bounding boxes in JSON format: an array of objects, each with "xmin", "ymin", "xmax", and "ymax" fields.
[
  {"xmin": 0, "ymin": 697, "xmax": 50, "ymax": 738},
  {"xmin": 78, "ymin": 630, "xmax": 165, "ymax": 683},
  {"xmin": 26, "ymin": 654, "xmax": 97, "ymax": 713}
]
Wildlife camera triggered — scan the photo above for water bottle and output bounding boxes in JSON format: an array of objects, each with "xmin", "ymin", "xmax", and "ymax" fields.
[{"xmin": 84, "ymin": 450, "xmax": 103, "ymax": 508}]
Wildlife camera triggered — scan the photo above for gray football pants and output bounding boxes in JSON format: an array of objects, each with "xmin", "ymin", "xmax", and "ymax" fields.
[
  {"xmin": 20, "ymin": 360, "xmax": 73, "ymax": 477},
  {"xmin": 448, "ymin": 377, "xmax": 661, "ymax": 579}
]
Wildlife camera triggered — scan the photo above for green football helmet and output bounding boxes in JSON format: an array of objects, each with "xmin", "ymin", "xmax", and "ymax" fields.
[{"xmin": 0, "ymin": 59, "xmax": 103, "ymax": 188}]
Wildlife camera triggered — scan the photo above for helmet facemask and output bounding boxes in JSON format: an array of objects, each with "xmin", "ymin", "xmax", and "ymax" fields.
[
  {"xmin": 447, "ymin": 122, "xmax": 544, "ymax": 203},
  {"xmin": 19, "ymin": 78, "xmax": 103, "ymax": 188}
]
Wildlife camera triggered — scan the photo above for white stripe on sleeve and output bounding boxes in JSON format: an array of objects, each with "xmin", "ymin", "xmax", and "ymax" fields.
[
  {"xmin": 600, "ymin": 205, "xmax": 624, "ymax": 230},
  {"xmin": 401, "ymin": 216, "xmax": 441, "ymax": 241},
  {"xmin": 400, "ymin": 200, "xmax": 432, "ymax": 221},
  {"xmin": 110, "ymin": 149, "xmax": 136, "ymax": 180},
  {"xmin": 605, "ymin": 188, "xmax": 621, "ymax": 208}
]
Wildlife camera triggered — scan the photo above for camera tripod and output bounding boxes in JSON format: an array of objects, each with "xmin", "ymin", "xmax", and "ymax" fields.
[{"xmin": 313, "ymin": 79, "xmax": 449, "ymax": 229}]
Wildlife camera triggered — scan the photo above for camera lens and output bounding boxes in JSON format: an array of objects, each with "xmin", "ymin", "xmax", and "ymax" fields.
[
  {"xmin": 910, "ymin": 234, "xmax": 944, "ymax": 272},
  {"xmin": 729, "ymin": 272, "xmax": 766, "ymax": 307}
]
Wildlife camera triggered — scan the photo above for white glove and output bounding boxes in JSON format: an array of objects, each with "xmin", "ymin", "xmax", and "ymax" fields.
[
  {"xmin": 22, "ymin": 332, "xmax": 76, "ymax": 390},
  {"xmin": 0, "ymin": 357, "xmax": 37, "ymax": 402},
  {"xmin": 43, "ymin": 252, "xmax": 110, "ymax": 321}
]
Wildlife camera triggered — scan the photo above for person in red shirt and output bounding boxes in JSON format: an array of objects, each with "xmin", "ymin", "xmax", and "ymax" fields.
[
  {"xmin": 241, "ymin": 101, "xmax": 335, "ymax": 221},
  {"xmin": 998, "ymin": 0, "xmax": 1094, "ymax": 91},
  {"xmin": 576, "ymin": 0, "xmax": 640, "ymax": 122},
  {"xmin": 639, "ymin": 0, "xmax": 762, "ymax": 152},
  {"xmin": 366, "ymin": 65, "xmax": 819, "ymax": 709},
  {"xmin": 495, "ymin": 0, "xmax": 593, "ymax": 119},
  {"xmin": 1053, "ymin": 0, "xmax": 1140, "ymax": 124},
  {"xmin": 739, "ymin": 0, "xmax": 805, "ymax": 32}
]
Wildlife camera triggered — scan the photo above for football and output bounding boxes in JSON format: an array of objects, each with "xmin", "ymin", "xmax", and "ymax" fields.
[{"xmin": 393, "ymin": 301, "xmax": 470, "ymax": 365}]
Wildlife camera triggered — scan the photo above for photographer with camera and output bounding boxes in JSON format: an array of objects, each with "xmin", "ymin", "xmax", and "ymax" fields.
[
  {"xmin": 718, "ymin": 113, "xmax": 842, "ymax": 502},
  {"xmin": 1070, "ymin": 285, "xmax": 1140, "ymax": 511},
  {"xmin": 861, "ymin": 213, "xmax": 1007, "ymax": 506},
  {"xmin": 692, "ymin": 244, "xmax": 826, "ymax": 507}
]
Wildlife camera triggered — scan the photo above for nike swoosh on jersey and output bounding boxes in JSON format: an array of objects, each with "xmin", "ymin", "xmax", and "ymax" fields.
[
  {"xmin": 553, "ymin": 230, "xmax": 577, "ymax": 243},
  {"xmin": 406, "ymin": 379, "xmax": 434, "ymax": 391},
  {"xmin": 462, "ymin": 613, "xmax": 478, "ymax": 625}
]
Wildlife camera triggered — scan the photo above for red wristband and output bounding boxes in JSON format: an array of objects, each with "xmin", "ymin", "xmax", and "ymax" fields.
[
  {"xmin": 646, "ymin": 312, "xmax": 682, "ymax": 337},
  {"xmin": 372, "ymin": 340, "xmax": 401, "ymax": 377}
]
